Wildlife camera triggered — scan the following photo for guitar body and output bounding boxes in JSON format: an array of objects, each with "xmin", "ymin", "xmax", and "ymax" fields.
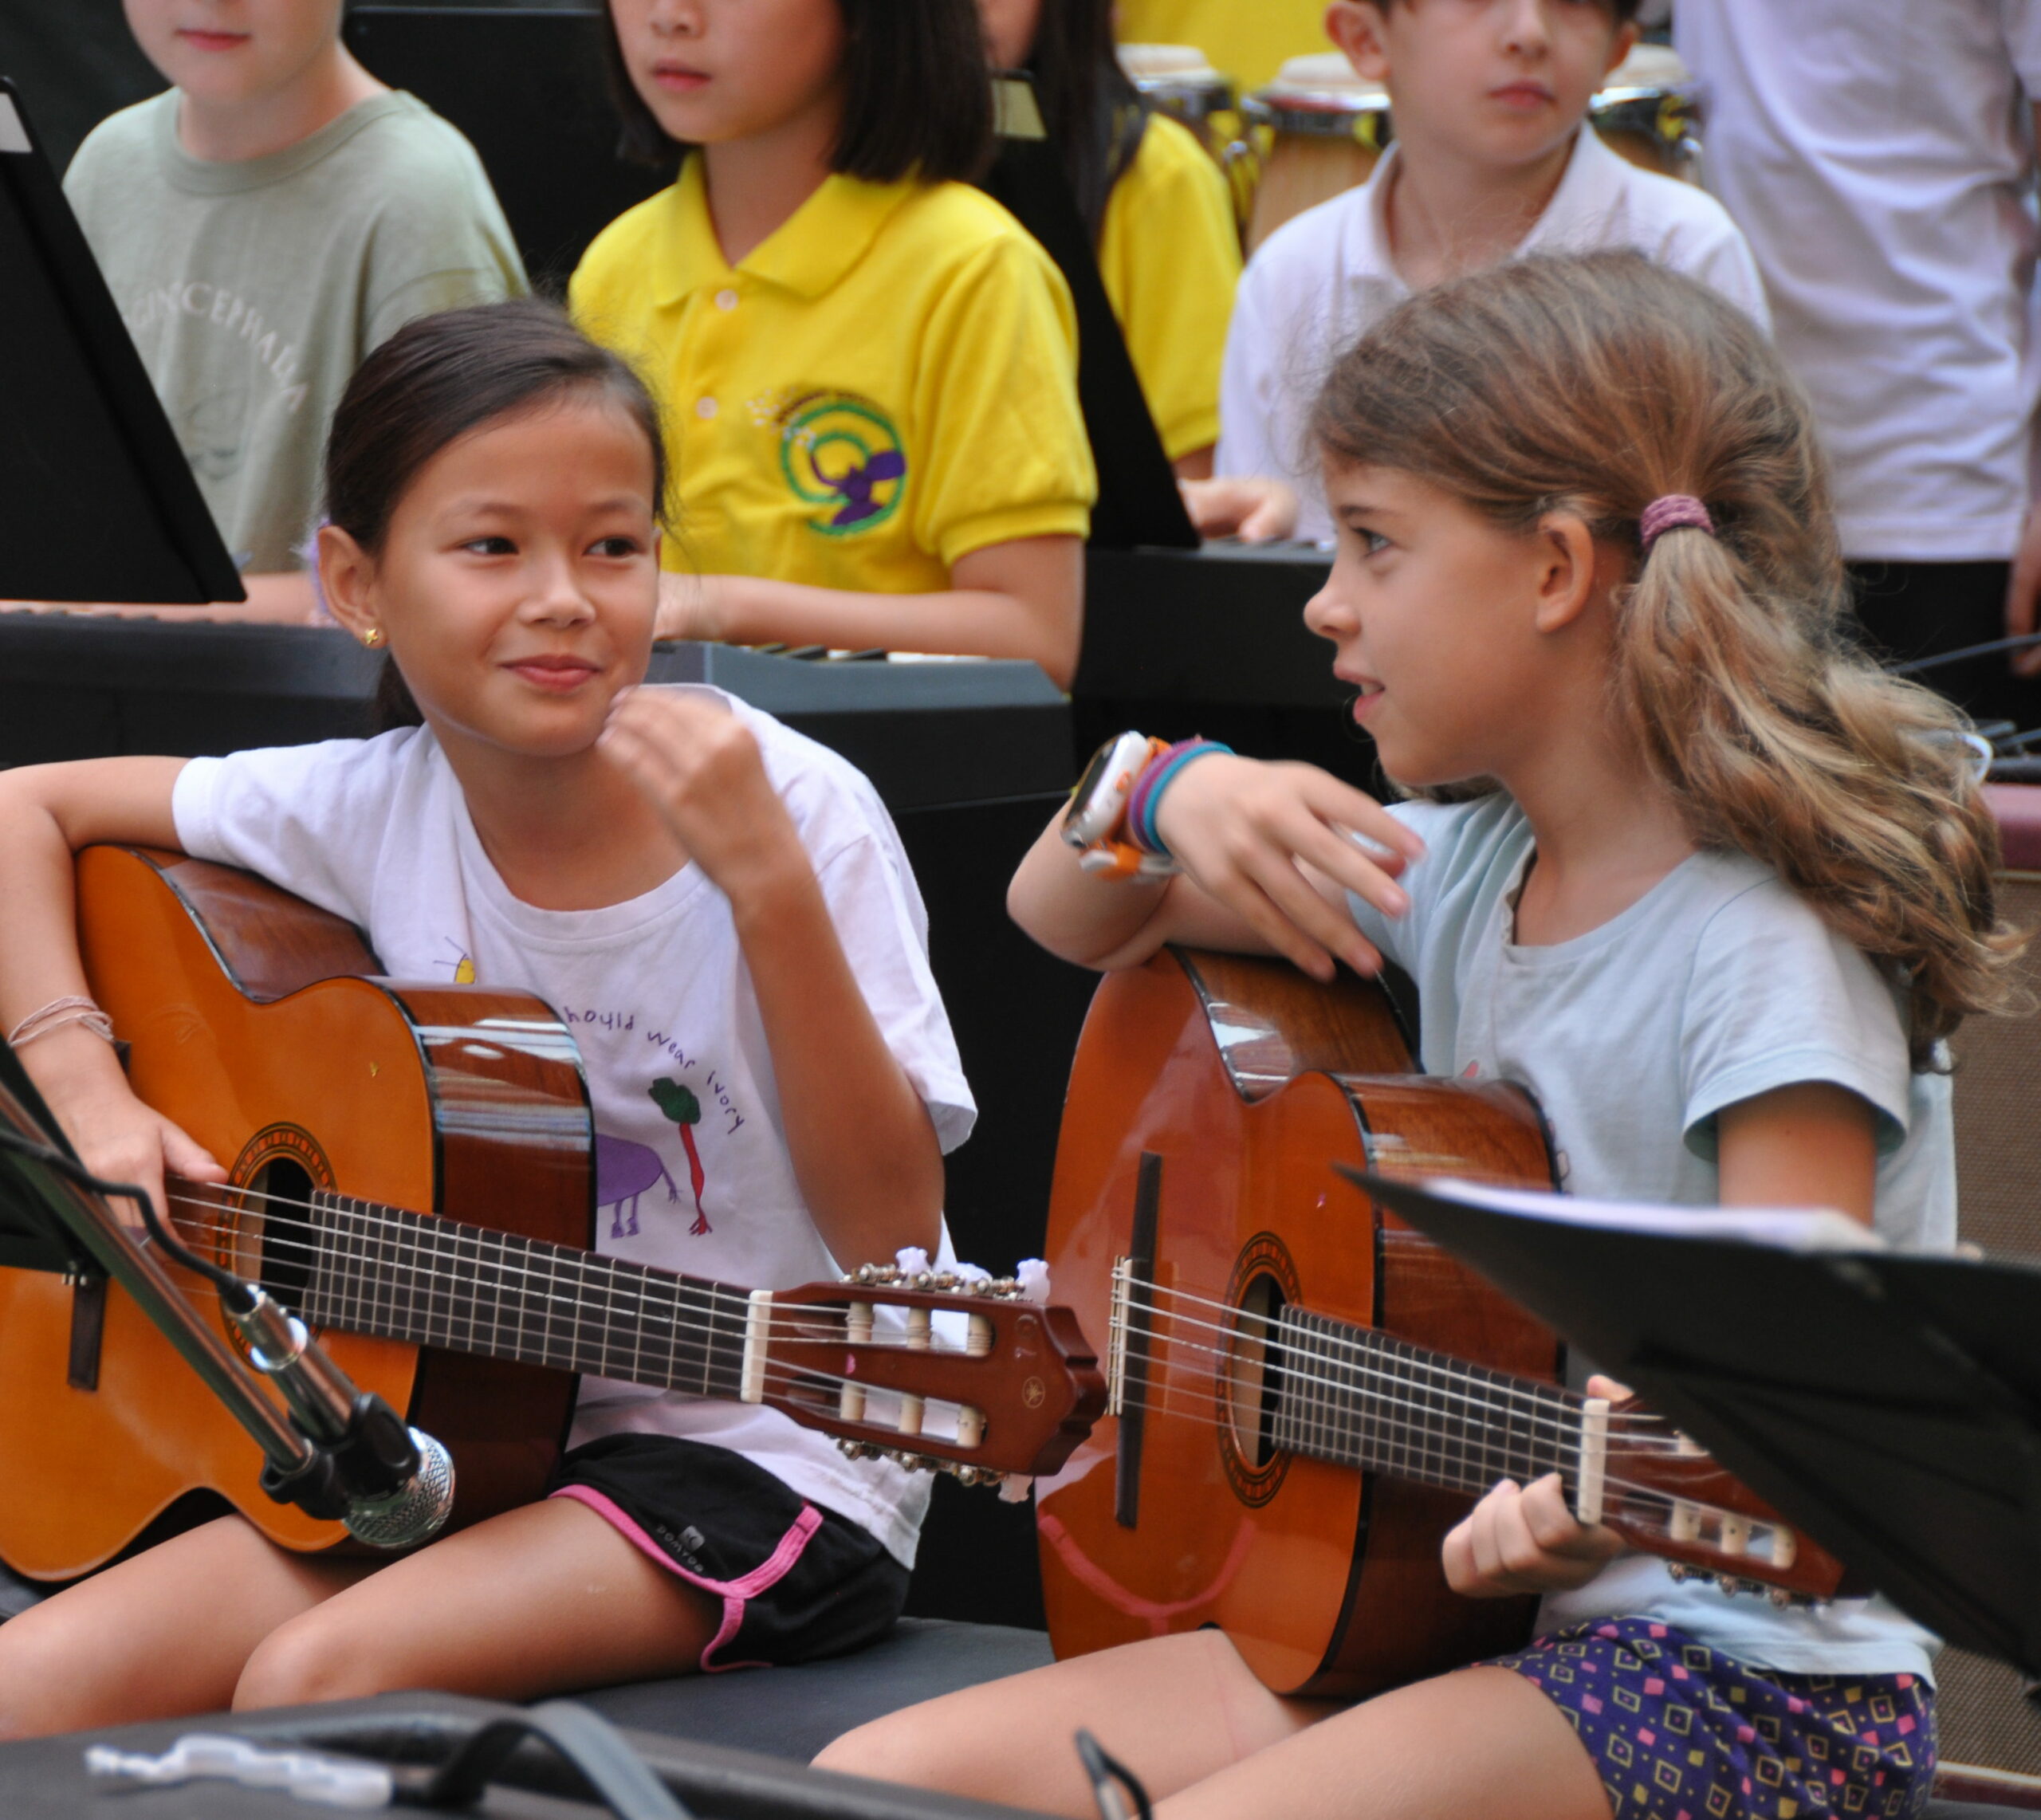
[
  {"xmin": 0, "ymin": 844, "xmax": 591, "ymax": 1579},
  {"xmin": 1038, "ymin": 949, "xmax": 1563, "ymax": 1700}
]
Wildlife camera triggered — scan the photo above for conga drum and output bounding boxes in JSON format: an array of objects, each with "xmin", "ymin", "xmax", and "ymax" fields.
[
  {"xmin": 1117, "ymin": 43, "xmax": 1239, "ymax": 159},
  {"xmin": 1117, "ymin": 44, "xmax": 1254, "ymax": 236},
  {"xmin": 1589, "ymin": 41, "xmax": 1701, "ymax": 183},
  {"xmin": 1241, "ymin": 54, "xmax": 1391, "ymax": 254}
]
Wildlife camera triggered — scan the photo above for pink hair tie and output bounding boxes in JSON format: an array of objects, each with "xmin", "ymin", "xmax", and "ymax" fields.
[{"xmin": 1639, "ymin": 494, "xmax": 1713, "ymax": 554}]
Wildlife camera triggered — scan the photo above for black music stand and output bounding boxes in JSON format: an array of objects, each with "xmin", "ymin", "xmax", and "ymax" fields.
[
  {"xmin": 0, "ymin": 1037, "xmax": 87, "ymax": 1276},
  {"xmin": 1343, "ymin": 1167, "xmax": 2041, "ymax": 1677},
  {"xmin": 0, "ymin": 80, "xmax": 243, "ymax": 604}
]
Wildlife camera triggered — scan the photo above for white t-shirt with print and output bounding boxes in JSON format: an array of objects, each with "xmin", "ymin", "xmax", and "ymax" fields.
[
  {"xmin": 1676, "ymin": 0, "xmax": 2041, "ymax": 562},
  {"xmin": 171, "ymin": 686, "xmax": 975, "ymax": 1567},
  {"xmin": 1347, "ymin": 793, "xmax": 1950, "ymax": 1680},
  {"xmin": 1217, "ymin": 128, "xmax": 1770, "ymax": 544}
]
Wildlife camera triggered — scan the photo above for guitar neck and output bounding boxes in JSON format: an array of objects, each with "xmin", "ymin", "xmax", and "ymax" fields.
[
  {"xmin": 1267, "ymin": 1307, "xmax": 1590, "ymax": 1504},
  {"xmin": 297, "ymin": 1192, "xmax": 753, "ymax": 1398}
]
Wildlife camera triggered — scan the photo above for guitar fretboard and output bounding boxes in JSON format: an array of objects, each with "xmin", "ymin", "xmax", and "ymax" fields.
[
  {"xmin": 1268, "ymin": 1308, "xmax": 1582, "ymax": 1499},
  {"xmin": 298, "ymin": 1193, "xmax": 750, "ymax": 1398}
]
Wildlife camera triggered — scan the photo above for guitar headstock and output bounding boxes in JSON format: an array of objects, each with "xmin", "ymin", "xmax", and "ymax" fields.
[
  {"xmin": 1600, "ymin": 1397, "xmax": 1846, "ymax": 1603},
  {"xmin": 757, "ymin": 1261, "xmax": 1107, "ymax": 1490}
]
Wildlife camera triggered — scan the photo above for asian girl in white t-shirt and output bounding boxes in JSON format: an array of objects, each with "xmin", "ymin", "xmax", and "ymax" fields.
[{"xmin": 0, "ymin": 298, "xmax": 969, "ymax": 1734}]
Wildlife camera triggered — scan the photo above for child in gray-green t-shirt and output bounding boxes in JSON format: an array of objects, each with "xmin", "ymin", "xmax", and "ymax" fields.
[{"xmin": 65, "ymin": 68, "xmax": 525, "ymax": 596}]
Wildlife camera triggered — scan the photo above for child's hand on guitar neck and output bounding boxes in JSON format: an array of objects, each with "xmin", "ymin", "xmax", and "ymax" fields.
[
  {"xmin": 1441, "ymin": 1375, "xmax": 1631, "ymax": 1598},
  {"xmin": 21, "ymin": 1024, "xmax": 226, "ymax": 1229},
  {"xmin": 1150, "ymin": 754, "xmax": 1425, "ymax": 981}
]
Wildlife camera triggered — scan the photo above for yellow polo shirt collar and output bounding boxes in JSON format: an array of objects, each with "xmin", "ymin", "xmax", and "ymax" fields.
[{"xmin": 652, "ymin": 156, "xmax": 918, "ymax": 306}]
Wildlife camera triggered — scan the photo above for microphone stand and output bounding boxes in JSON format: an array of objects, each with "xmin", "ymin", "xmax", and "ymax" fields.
[{"xmin": 0, "ymin": 1055, "xmax": 452, "ymax": 1547}]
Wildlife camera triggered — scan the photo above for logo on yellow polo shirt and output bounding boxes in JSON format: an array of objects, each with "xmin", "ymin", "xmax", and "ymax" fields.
[{"xmin": 765, "ymin": 389, "xmax": 906, "ymax": 537}]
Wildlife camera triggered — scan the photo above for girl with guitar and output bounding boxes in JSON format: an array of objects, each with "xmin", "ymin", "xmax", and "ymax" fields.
[
  {"xmin": 817, "ymin": 254, "xmax": 2025, "ymax": 1819},
  {"xmin": 0, "ymin": 301, "xmax": 974, "ymax": 1734}
]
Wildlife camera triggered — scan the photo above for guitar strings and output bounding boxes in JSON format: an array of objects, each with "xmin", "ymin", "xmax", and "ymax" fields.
[
  {"xmin": 161, "ymin": 1183, "xmax": 1675, "ymax": 1454},
  {"xmin": 1115, "ymin": 1284, "xmax": 1682, "ymax": 1449},
  {"xmin": 163, "ymin": 1197, "xmax": 941, "ymax": 1353},
  {"xmin": 162, "ymin": 1200, "xmax": 1693, "ymax": 1499},
  {"xmin": 147, "ymin": 1232, "xmax": 1009, "ymax": 1441},
  {"xmin": 1099, "ymin": 1355, "xmax": 1707, "ymax": 1523},
  {"xmin": 165, "ymin": 1181, "xmax": 864, "ymax": 1322},
  {"xmin": 155, "ymin": 1203, "xmax": 1744, "ymax": 1535},
  {"xmin": 1119, "ymin": 1274, "xmax": 1674, "ymax": 1436},
  {"xmin": 167, "ymin": 1178, "xmax": 1670, "ymax": 1452}
]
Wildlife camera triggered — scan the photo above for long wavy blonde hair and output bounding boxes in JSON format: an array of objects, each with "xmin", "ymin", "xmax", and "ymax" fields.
[{"xmin": 1308, "ymin": 250, "xmax": 2025, "ymax": 1067}]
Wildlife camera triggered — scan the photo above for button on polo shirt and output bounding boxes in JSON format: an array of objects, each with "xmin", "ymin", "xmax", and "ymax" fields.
[{"xmin": 572, "ymin": 159, "xmax": 1095, "ymax": 594}]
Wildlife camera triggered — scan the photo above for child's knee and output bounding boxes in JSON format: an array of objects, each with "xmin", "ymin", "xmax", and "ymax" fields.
[
  {"xmin": 814, "ymin": 1709, "xmax": 957, "ymax": 1786},
  {"xmin": 0, "ymin": 1602, "xmax": 117, "ymax": 1739},
  {"xmin": 232, "ymin": 1608, "xmax": 383, "ymax": 1712}
]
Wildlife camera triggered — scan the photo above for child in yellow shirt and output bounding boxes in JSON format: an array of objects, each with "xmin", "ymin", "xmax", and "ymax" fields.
[
  {"xmin": 978, "ymin": 0, "xmax": 1241, "ymax": 478},
  {"xmin": 573, "ymin": 0, "xmax": 1096, "ymax": 686}
]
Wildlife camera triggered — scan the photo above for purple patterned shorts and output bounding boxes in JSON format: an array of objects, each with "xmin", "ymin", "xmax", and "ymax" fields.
[{"xmin": 1487, "ymin": 1618, "xmax": 1935, "ymax": 1820}]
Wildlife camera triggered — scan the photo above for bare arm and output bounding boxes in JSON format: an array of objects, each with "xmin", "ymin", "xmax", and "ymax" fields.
[
  {"xmin": 0, "ymin": 758, "xmax": 226, "ymax": 1217},
  {"xmin": 597, "ymin": 692, "xmax": 945, "ymax": 1266},
  {"xmin": 1008, "ymin": 752, "xmax": 1423, "ymax": 977},
  {"xmin": 1178, "ymin": 476, "xmax": 1300, "ymax": 544},
  {"xmin": 1443, "ymin": 1080, "xmax": 1879, "ymax": 1596},
  {"xmin": 659, "ymin": 535, "xmax": 1083, "ymax": 689}
]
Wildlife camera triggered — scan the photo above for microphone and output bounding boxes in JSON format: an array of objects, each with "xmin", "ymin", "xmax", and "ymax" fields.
[{"xmin": 226, "ymin": 1287, "xmax": 456, "ymax": 1548}]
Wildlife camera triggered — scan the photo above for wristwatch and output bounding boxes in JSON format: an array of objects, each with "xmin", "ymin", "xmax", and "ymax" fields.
[{"xmin": 1064, "ymin": 731, "xmax": 1177, "ymax": 879}]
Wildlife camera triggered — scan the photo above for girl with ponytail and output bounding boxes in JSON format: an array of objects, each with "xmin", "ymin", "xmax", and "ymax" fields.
[{"xmin": 817, "ymin": 250, "xmax": 2025, "ymax": 1820}]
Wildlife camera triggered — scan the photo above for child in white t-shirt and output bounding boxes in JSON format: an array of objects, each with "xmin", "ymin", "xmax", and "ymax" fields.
[
  {"xmin": 817, "ymin": 254, "xmax": 2023, "ymax": 1820},
  {"xmin": 1676, "ymin": 0, "xmax": 2041, "ymax": 725},
  {"xmin": 0, "ymin": 299, "xmax": 969, "ymax": 1734},
  {"xmin": 1189, "ymin": 0, "xmax": 1764, "ymax": 544}
]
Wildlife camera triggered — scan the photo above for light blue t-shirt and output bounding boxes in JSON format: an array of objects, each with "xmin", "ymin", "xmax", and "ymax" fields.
[{"xmin": 1347, "ymin": 792, "xmax": 1951, "ymax": 1680}]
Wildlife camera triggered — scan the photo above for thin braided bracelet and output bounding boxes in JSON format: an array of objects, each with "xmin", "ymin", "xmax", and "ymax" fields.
[
  {"xmin": 6, "ymin": 995, "xmax": 116, "ymax": 1051},
  {"xmin": 1127, "ymin": 739, "xmax": 1233, "ymax": 859}
]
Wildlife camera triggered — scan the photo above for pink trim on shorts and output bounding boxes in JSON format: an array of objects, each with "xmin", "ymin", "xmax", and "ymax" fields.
[{"xmin": 551, "ymin": 1483, "xmax": 824, "ymax": 1672}]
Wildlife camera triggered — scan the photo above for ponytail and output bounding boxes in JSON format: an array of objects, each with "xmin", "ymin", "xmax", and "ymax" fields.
[{"xmin": 1309, "ymin": 252, "xmax": 2027, "ymax": 1066}]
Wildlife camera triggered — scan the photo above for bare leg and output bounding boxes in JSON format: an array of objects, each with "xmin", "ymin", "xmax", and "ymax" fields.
[
  {"xmin": 816, "ymin": 1634, "xmax": 1609, "ymax": 1820},
  {"xmin": 233, "ymin": 1497, "xmax": 719, "ymax": 1709},
  {"xmin": 0, "ymin": 1515, "xmax": 371, "ymax": 1739},
  {"xmin": 816, "ymin": 1631, "xmax": 1334, "ymax": 1817},
  {"xmin": 1152, "ymin": 1666, "xmax": 1608, "ymax": 1820}
]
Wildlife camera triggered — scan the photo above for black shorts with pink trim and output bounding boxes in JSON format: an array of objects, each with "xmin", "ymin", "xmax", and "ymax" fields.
[{"xmin": 548, "ymin": 1433, "xmax": 909, "ymax": 1673}]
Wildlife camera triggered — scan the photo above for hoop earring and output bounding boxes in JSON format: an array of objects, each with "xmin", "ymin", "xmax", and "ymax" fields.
[{"xmin": 361, "ymin": 627, "xmax": 383, "ymax": 649}]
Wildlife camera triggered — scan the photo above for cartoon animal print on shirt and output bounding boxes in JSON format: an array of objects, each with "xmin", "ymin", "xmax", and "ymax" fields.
[{"xmin": 594, "ymin": 1133, "xmax": 681, "ymax": 1240}]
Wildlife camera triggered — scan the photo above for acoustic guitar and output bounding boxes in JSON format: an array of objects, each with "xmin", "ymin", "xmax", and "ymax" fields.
[
  {"xmin": 0, "ymin": 844, "xmax": 1103, "ymax": 1582},
  {"xmin": 1036, "ymin": 948, "xmax": 1847, "ymax": 1700}
]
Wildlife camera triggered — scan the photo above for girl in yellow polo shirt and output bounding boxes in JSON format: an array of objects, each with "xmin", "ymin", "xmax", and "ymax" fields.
[
  {"xmin": 574, "ymin": 0, "xmax": 1097, "ymax": 686},
  {"xmin": 977, "ymin": 0, "xmax": 1241, "ymax": 478}
]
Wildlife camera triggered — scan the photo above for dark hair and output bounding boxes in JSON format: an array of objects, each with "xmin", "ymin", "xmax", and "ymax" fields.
[
  {"xmin": 602, "ymin": 0, "xmax": 992, "ymax": 183},
  {"xmin": 1378, "ymin": 0, "xmax": 1641, "ymax": 15},
  {"xmin": 323, "ymin": 298, "xmax": 667, "ymax": 729},
  {"xmin": 1015, "ymin": 0, "xmax": 1148, "ymax": 242}
]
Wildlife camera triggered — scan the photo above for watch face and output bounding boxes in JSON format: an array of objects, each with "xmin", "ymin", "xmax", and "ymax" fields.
[{"xmin": 1065, "ymin": 730, "xmax": 1151, "ymax": 846}]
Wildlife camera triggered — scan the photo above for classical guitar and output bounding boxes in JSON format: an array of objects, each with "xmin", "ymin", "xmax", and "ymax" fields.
[
  {"xmin": 1036, "ymin": 948, "xmax": 1847, "ymax": 1700},
  {"xmin": 0, "ymin": 844, "xmax": 1103, "ymax": 1582}
]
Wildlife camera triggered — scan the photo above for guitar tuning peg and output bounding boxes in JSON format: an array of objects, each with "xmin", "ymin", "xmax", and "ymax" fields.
[{"xmin": 1663, "ymin": 1562, "xmax": 1695, "ymax": 1583}]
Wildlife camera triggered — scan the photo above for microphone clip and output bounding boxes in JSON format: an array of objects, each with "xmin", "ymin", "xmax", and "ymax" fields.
[{"xmin": 228, "ymin": 1287, "xmax": 456, "ymax": 1548}]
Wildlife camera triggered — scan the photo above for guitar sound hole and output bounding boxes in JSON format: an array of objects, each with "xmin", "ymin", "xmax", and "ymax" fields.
[
  {"xmin": 1225, "ymin": 1273, "xmax": 1288, "ymax": 1471},
  {"xmin": 250, "ymin": 1157, "xmax": 317, "ymax": 1318}
]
